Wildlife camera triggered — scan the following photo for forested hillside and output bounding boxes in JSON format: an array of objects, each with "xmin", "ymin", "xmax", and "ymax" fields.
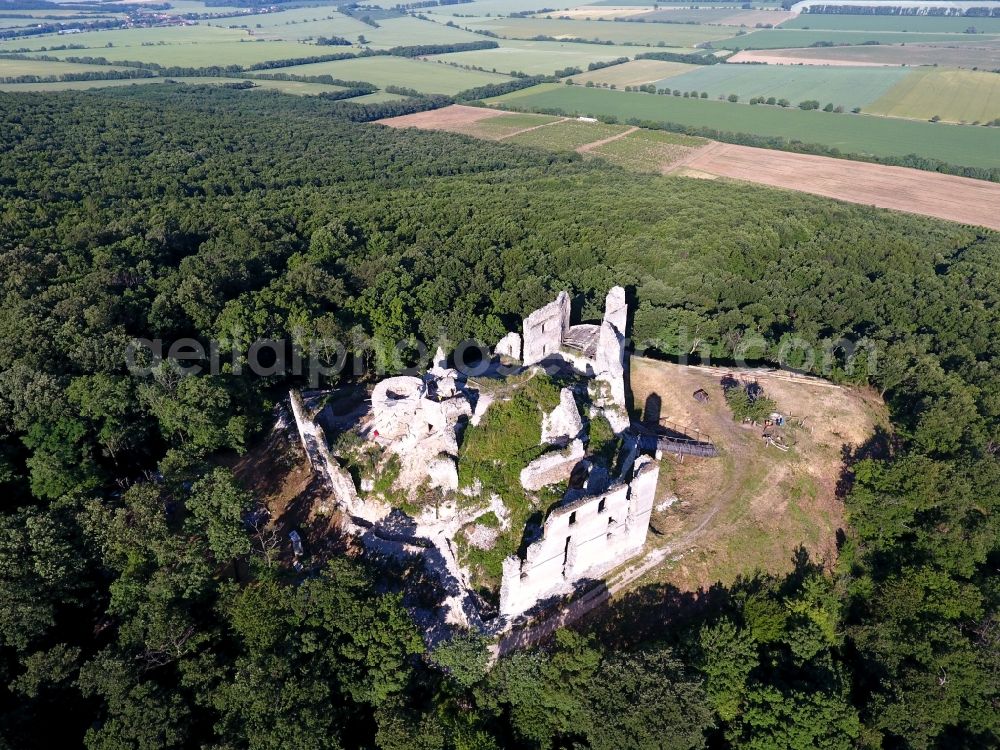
[{"xmin": 0, "ymin": 86, "xmax": 996, "ymax": 749}]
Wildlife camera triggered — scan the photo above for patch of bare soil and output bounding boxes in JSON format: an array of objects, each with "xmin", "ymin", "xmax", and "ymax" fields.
[
  {"xmin": 228, "ymin": 423, "xmax": 353, "ymax": 566},
  {"xmin": 675, "ymin": 142, "xmax": 1000, "ymax": 230},
  {"xmin": 377, "ymin": 104, "xmax": 507, "ymax": 130},
  {"xmin": 727, "ymin": 49, "xmax": 902, "ymax": 66},
  {"xmin": 628, "ymin": 357, "xmax": 886, "ymax": 591}
]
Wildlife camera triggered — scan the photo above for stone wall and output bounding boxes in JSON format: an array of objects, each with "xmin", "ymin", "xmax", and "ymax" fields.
[
  {"xmin": 288, "ymin": 389, "xmax": 364, "ymax": 516},
  {"xmin": 522, "ymin": 291, "xmax": 570, "ymax": 366},
  {"xmin": 519, "ymin": 439, "xmax": 585, "ymax": 492},
  {"xmin": 500, "ymin": 452, "xmax": 660, "ymax": 618},
  {"xmin": 495, "ymin": 331, "xmax": 521, "ymax": 361}
]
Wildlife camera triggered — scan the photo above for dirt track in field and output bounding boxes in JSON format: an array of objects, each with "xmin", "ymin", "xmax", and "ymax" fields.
[
  {"xmin": 377, "ymin": 104, "xmax": 506, "ymax": 129},
  {"xmin": 576, "ymin": 125, "xmax": 637, "ymax": 153},
  {"xmin": 673, "ymin": 143, "xmax": 1000, "ymax": 230}
]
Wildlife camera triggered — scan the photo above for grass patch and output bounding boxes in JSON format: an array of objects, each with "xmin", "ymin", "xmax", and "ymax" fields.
[
  {"xmin": 457, "ymin": 375, "xmax": 559, "ymax": 498},
  {"xmin": 456, "ymin": 375, "xmax": 563, "ymax": 596},
  {"xmin": 589, "ymin": 127, "xmax": 706, "ymax": 172},
  {"xmin": 506, "ymin": 117, "xmax": 631, "ymax": 150}
]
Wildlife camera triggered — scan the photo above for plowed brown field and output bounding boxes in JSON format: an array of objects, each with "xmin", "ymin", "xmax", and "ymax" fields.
[{"xmin": 676, "ymin": 143, "xmax": 1000, "ymax": 230}]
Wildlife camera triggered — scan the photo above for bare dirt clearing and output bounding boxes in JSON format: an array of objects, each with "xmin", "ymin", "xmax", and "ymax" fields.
[
  {"xmin": 497, "ymin": 358, "xmax": 884, "ymax": 652},
  {"xmin": 674, "ymin": 142, "xmax": 1000, "ymax": 230},
  {"xmin": 378, "ymin": 103, "xmax": 506, "ymax": 130},
  {"xmin": 628, "ymin": 358, "xmax": 885, "ymax": 591}
]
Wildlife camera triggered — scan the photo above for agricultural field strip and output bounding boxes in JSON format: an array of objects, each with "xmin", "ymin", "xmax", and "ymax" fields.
[
  {"xmin": 446, "ymin": 15, "xmax": 737, "ymax": 46},
  {"xmin": 864, "ymin": 68, "xmax": 1000, "ymax": 123},
  {"xmin": 657, "ymin": 64, "xmax": 912, "ymax": 111},
  {"xmin": 781, "ymin": 13, "xmax": 1000, "ymax": 33},
  {"xmin": 715, "ymin": 28, "xmax": 1000, "ymax": 49},
  {"xmin": 266, "ymin": 56, "xmax": 511, "ymax": 95},
  {"xmin": 496, "ymin": 117, "xmax": 569, "ymax": 141},
  {"xmin": 677, "ymin": 142, "xmax": 1000, "ymax": 230},
  {"xmin": 424, "ymin": 39, "xmax": 668, "ymax": 76},
  {"xmin": 487, "ymin": 83, "xmax": 1000, "ymax": 167},
  {"xmin": 728, "ymin": 42, "xmax": 1000, "ymax": 68},
  {"xmin": 567, "ymin": 59, "xmax": 698, "ymax": 87},
  {"xmin": 0, "ymin": 58, "xmax": 139, "ymax": 75}
]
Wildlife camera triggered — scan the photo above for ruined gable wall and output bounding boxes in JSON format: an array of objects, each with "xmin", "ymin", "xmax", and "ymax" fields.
[{"xmin": 522, "ymin": 291, "xmax": 570, "ymax": 366}]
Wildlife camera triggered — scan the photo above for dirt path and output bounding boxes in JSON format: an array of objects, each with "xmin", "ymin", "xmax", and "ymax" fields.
[
  {"xmin": 496, "ymin": 117, "xmax": 567, "ymax": 141},
  {"xmin": 576, "ymin": 125, "xmax": 638, "ymax": 153}
]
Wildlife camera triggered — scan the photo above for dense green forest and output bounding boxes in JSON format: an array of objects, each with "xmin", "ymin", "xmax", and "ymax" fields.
[{"xmin": 0, "ymin": 86, "xmax": 996, "ymax": 749}]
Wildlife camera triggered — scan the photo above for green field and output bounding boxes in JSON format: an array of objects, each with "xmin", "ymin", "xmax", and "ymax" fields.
[
  {"xmin": 505, "ymin": 118, "xmax": 630, "ymax": 149},
  {"xmin": 423, "ymin": 0, "xmax": 576, "ymax": 15},
  {"xmin": 455, "ymin": 16, "xmax": 735, "ymax": 47},
  {"xmin": 626, "ymin": 8, "xmax": 746, "ymax": 24},
  {"xmin": 0, "ymin": 58, "xmax": 137, "ymax": 76},
  {"xmin": 866, "ymin": 68, "xmax": 1000, "ymax": 123},
  {"xmin": 345, "ymin": 90, "xmax": 408, "ymax": 103},
  {"xmin": 0, "ymin": 37, "xmax": 349, "ymax": 68},
  {"xmin": 238, "ymin": 8, "xmax": 374, "ymax": 39},
  {"xmin": 489, "ymin": 82, "xmax": 1000, "ymax": 167},
  {"xmin": 427, "ymin": 39, "xmax": 660, "ymax": 75},
  {"xmin": 160, "ymin": 0, "xmax": 249, "ymax": 14},
  {"xmin": 269, "ymin": 55, "xmax": 511, "ymax": 94},
  {"xmin": 661, "ymin": 64, "xmax": 911, "ymax": 111},
  {"xmin": 0, "ymin": 24, "xmax": 248, "ymax": 52},
  {"xmin": 715, "ymin": 28, "xmax": 997, "ymax": 49},
  {"xmin": 350, "ymin": 15, "xmax": 484, "ymax": 48},
  {"xmin": 569, "ymin": 59, "xmax": 695, "ymax": 87},
  {"xmin": 1, "ymin": 14, "xmax": 120, "ymax": 28},
  {"xmin": 782, "ymin": 13, "xmax": 1000, "ymax": 34}
]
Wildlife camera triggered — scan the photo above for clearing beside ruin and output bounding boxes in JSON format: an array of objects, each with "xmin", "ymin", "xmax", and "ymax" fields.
[{"xmin": 628, "ymin": 358, "xmax": 886, "ymax": 592}]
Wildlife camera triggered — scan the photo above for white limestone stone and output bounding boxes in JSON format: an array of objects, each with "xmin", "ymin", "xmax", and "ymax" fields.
[
  {"xmin": 522, "ymin": 291, "xmax": 570, "ymax": 366},
  {"xmin": 495, "ymin": 331, "xmax": 521, "ymax": 361},
  {"xmin": 519, "ymin": 439, "xmax": 585, "ymax": 491},
  {"xmin": 541, "ymin": 387, "xmax": 584, "ymax": 445}
]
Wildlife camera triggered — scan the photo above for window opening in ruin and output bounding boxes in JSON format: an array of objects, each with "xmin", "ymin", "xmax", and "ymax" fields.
[
  {"xmin": 598, "ymin": 498, "xmax": 606, "ymax": 513},
  {"xmin": 569, "ymin": 511, "xmax": 577, "ymax": 525}
]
